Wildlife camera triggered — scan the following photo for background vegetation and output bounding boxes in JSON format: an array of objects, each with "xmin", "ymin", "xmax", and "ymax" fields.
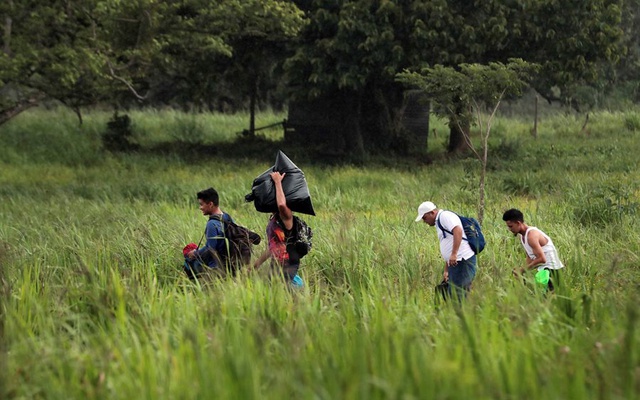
[
  {"xmin": 3, "ymin": 0, "xmax": 639, "ymax": 155},
  {"xmin": 1, "ymin": 107, "xmax": 638, "ymax": 399}
]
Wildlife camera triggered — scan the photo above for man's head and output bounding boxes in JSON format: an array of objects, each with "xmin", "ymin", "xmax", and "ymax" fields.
[
  {"xmin": 415, "ymin": 201, "xmax": 438, "ymax": 226},
  {"xmin": 197, "ymin": 187, "xmax": 219, "ymax": 215},
  {"xmin": 502, "ymin": 208, "xmax": 525, "ymax": 236}
]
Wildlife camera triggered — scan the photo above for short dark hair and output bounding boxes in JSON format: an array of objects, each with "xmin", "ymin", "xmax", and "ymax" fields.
[
  {"xmin": 197, "ymin": 187, "xmax": 219, "ymax": 206},
  {"xmin": 502, "ymin": 208, "xmax": 524, "ymax": 222}
]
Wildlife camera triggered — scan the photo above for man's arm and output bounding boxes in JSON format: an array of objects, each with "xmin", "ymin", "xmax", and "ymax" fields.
[
  {"xmin": 253, "ymin": 248, "xmax": 271, "ymax": 270},
  {"xmin": 193, "ymin": 220, "xmax": 223, "ymax": 260},
  {"xmin": 447, "ymin": 225, "xmax": 463, "ymax": 266},
  {"xmin": 525, "ymin": 230, "xmax": 547, "ymax": 269},
  {"xmin": 270, "ymin": 171, "xmax": 293, "ymax": 230}
]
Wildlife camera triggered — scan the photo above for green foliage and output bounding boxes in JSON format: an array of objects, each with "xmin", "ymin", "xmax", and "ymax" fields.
[
  {"xmin": 624, "ymin": 112, "xmax": 640, "ymax": 131},
  {"xmin": 571, "ymin": 182, "xmax": 640, "ymax": 227},
  {"xmin": 148, "ymin": 0, "xmax": 306, "ymax": 109},
  {"xmin": 0, "ymin": 1, "xmax": 305, "ymax": 124},
  {"xmin": 286, "ymin": 0, "xmax": 626, "ymax": 154},
  {"xmin": 397, "ymin": 59, "xmax": 539, "ymax": 117}
]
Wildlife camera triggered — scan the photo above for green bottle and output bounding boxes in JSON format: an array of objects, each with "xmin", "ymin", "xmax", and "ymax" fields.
[{"xmin": 534, "ymin": 269, "xmax": 550, "ymax": 286}]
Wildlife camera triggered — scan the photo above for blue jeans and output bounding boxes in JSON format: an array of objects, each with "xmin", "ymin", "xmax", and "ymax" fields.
[
  {"xmin": 277, "ymin": 264, "xmax": 303, "ymax": 289},
  {"xmin": 447, "ymin": 255, "xmax": 477, "ymax": 300},
  {"xmin": 183, "ymin": 259, "xmax": 220, "ymax": 280}
]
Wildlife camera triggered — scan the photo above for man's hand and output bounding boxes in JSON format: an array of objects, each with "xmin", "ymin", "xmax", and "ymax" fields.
[
  {"xmin": 270, "ymin": 171, "xmax": 286, "ymax": 184},
  {"xmin": 447, "ymin": 254, "xmax": 458, "ymax": 267},
  {"xmin": 443, "ymin": 269, "xmax": 449, "ymax": 282}
]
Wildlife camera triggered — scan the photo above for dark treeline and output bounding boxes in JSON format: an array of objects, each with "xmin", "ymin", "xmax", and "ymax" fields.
[{"xmin": 1, "ymin": 0, "xmax": 639, "ymax": 155}]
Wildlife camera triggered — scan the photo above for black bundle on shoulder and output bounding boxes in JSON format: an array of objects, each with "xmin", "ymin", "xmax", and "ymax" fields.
[{"xmin": 245, "ymin": 150, "xmax": 316, "ymax": 216}]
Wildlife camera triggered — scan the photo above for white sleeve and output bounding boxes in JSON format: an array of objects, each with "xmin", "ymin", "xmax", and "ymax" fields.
[{"xmin": 439, "ymin": 211, "xmax": 462, "ymax": 233}]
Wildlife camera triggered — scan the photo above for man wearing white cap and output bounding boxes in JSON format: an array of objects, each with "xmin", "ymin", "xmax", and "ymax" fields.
[{"xmin": 415, "ymin": 201, "xmax": 477, "ymax": 299}]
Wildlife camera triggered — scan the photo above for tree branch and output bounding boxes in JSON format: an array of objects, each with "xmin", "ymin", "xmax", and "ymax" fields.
[
  {"xmin": 106, "ymin": 59, "xmax": 148, "ymax": 100},
  {"xmin": 0, "ymin": 93, "xmax": 46, "ymax": 127}
]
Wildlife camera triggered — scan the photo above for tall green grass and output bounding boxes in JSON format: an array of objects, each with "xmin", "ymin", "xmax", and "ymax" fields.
[{"xmin": 1, "ymin": 107, "xmax": 639, "ymax": 399}]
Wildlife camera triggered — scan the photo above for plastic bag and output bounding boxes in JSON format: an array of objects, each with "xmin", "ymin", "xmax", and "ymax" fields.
[{"xmin": 245, "ymin": 150, "xmax": 316, "ymax": 215}]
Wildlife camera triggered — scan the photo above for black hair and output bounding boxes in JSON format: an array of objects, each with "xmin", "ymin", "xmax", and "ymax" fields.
[
  {"xmin": 197, "ymin": 187, "xmax": 219, "ymax": 206},
  {"xmin": 502, "ymin": 208, "xmax": 524, "ymax": 222}
]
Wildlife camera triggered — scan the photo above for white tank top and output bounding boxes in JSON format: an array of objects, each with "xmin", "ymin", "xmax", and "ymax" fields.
[{"xmin": 521, "ymin": 227, "xmax": 564, "ymax": 270}]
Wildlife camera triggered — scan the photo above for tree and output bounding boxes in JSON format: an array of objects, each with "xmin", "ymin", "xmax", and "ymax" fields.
[
  {"xmin": 285, "ymin": 0, "xmax": 624, "ymax": 155},
  {"xmin": 397, "ymin": 59, "xmax": 538, "ymax": 223},
  {"xmin": 0, "ymin": 0, "xmax": 305, "ymax": 128},
  {"xmin": 286, "ymin": 0, "xmax": 442, "ymax": 156},
  {"xmin": 0, "ymin": 0, "xmax": 164, "ymax": 125},
  {"xmin": 116, "ymin": 0, "xmax": 306, "ymax": 132},
  {"xmin": 197, "ymin": 1, "xmax": 306, "ymax": 135}
]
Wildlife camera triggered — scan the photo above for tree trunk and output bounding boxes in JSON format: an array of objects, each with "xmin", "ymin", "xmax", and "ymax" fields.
[
  {"xmin": 401, "ymin": 91, "xmax": 430, "ymax": 152},
  {"xmin": 478, "ymin": 160, "xmax": 487, "ymax": 225},
  {"xmin": 447, "ymin": 101, "xmax": 470, "ymax": 153},
  {"xmin": 248, "ymin": 76, "xmax": 257, "ymax": 137},
  {"xmin": 343, "ymin": 92, "xmax": 365, "ymax": 160},
  {"xmin": 73, "ymin": 106, "xmax": 83, "ymax": 125},
  {"xmin": 447, "ymin": 120, "xmax": 468, "ymax": 152}
]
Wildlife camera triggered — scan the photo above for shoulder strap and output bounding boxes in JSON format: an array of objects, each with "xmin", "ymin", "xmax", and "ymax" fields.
[
  {"xmin": 435, "ymin": 212, "xmax": 452, "ymax": 237},
  {"xmin": 209, "ymin": 212, "xmax": 231, "ymax": 222},
  {"xmin": 207, "ymin": 214, "xmax": 232, "ymax": 262},
  {"xmin": 436, "ymin": 211, "xmax": 468, "ymax": 242}
]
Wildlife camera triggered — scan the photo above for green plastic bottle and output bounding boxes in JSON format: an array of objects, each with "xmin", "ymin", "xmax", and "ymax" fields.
[{"xmin": 534, "ymin": 269, "xmax": 550, "ymax": 286}]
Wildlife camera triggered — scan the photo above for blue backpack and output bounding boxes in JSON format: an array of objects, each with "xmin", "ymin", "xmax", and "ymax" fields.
[{"xmin": 436, "ymin": 212, "xmax": 486, "ymax": 254}]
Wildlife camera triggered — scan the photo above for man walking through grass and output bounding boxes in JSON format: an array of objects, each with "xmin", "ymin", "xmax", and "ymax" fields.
[
  {"xmin": 253, "ymin": 171, "xmax": 304, "ymax": 288},
  {"xmin": 502, "ymin": 208, "xmax": 565, "ymax": 291},
  {"xmin": 415, "ymin": 201, "xmax": 477, "ymax": 300},
  {"xmin": 184, "ymin": 187, "xmax": 234, "ymax": 280}
]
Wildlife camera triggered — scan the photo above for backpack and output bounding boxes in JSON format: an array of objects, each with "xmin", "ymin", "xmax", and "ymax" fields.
[
  {"xmin": 210, "ymin": 214, "xmax": 262, "ymax": 272},
  {"xmin": 292, "ymin": 215, "xmax": 313, "ymax": 258},
  {"xmin": 276, "ymin": 215, "xmax": 313, "ymax": 258},
  {"xmin": 436, "ymin": 212, "xmax": 486, "ymax": 254}
]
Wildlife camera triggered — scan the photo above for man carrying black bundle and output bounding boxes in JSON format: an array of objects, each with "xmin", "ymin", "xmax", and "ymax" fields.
[{"xmin": 253, "ymin": 172, "xmax": 305, "ymax": 288}]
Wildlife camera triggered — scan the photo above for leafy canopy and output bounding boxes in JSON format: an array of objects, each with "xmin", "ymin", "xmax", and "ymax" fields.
[{"xmin": 396, "ymin": 59, "xmax": 540, "ymax": 116}]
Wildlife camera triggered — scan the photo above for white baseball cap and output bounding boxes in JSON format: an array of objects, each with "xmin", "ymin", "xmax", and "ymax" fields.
[{"xmin": 414, "ymin": 201, "xmax": 437, "ymax": 222}]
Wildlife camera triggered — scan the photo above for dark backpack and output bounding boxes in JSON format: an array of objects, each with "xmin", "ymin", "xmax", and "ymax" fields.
[
  {"xmin": 292, "ymin": 216, "xmax": 313, "ymax": 258},
  {"xmin": 436, "ymin": 212, "xmax": 486, "ymax": 254},
  {"xmin": 210, "ymin": 214, "xmax": 262, "ymax": 272}
]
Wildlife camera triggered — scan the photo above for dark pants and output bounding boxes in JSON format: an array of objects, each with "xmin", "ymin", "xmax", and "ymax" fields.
[
  {"xmin": 183, "ymin": 259, "xmax": 223, "ymax": 280},
  {"xmin": 547, "ymin": 268, "xmax": 561, "ymax": 292},
  {"xmin": 447, "ymin": 255, "xmax": 477, "ymax": 301}
]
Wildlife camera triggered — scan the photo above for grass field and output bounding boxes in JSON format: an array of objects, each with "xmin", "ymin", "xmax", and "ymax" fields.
[{"xmin": 1, "ymin": 107, "xmax": 639, "ymax": 399}]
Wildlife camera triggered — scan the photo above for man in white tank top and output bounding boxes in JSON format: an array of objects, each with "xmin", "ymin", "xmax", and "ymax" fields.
[{"xmin": 502, "ymin": 208, "xmax": 565, "ymax": 290}]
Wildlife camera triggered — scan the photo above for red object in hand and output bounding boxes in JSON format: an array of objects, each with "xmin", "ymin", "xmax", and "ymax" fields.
[{"xmin": 183, "ymin": 243, "xmax": 198, "ymax": 257}]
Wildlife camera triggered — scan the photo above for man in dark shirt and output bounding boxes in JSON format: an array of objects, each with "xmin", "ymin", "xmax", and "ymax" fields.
[{"xmin": 184, "ymin": 187, "xmax": 234, "ymax": 279}]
